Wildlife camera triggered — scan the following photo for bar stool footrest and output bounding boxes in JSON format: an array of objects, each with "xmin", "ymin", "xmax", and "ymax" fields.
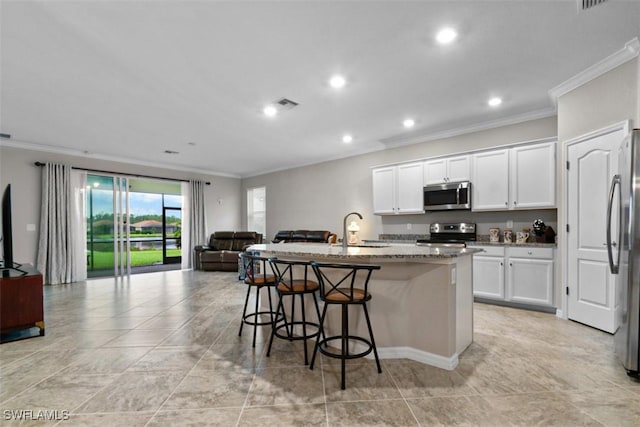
[
  {"xmin": 273, "ymin": 321, "xmax": 321, "ymax": 341},
  {"xmin": 316, "ymin": 335, "xmax": 374, "ymax": 360},
  {"xmin": 242, "ymin": 311, "xmax": 284, "ymax": 327}
]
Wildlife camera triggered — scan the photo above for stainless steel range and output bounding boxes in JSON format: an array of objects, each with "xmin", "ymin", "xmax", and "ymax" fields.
[{"xmin": 416, "ymin": 223, "xmax": 476, "ymax": 248}]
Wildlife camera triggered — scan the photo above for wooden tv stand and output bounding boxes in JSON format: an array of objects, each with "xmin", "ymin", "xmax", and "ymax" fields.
[{"xmin": 0, "ymin": 264, "xmax": 45, "ymax": 342}]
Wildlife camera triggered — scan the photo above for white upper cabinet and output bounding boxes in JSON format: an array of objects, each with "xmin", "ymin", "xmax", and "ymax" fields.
[
  {"xmin": 397, "ymin": 162, "xmax": 426, "ymax": 213},
  {"xmin": 472, "ymin": 140, "xmax": 556, "ymax": 211},
  {"xmin": 372, "ymin": 166, "xmax": 396, "ymax": 215},
  {"xmin": 447, "ymin": 155, "xmax": 471, "ymax": 183},
  {"xmin": 372, "ymin": 162, "xmax": 424, "ymax": 215},
  {"xmin": 509, "ymin": 142, "xmax": 556, "ymax": 209},
  {"xmin": 472, "ymin": 149, "xmax": 510, "ymax": 211},
  {"xmin": 374, "ymin": 139, "xmax": 556, "ymax": 214},
  {"xmin": 423, "ymin": 155, "xmax": 470, "ymax": 185},
  {"xmin": 423, "ymin": 159, "xmax": 447, "ymax": 185}
]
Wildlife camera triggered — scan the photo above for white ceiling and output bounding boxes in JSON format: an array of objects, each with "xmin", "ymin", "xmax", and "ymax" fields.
[{"xmin": 1, "ymin": 1, "xmax": 639, "ymax": 178}]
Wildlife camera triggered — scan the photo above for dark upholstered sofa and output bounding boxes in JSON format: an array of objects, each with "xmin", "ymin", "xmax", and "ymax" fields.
[
  {"xmin": 272, "ymin": 230, "xmax": 337, "ymax": 244},
  {"xmin": 195, "ymin": 231, "xmax": 262, "ymax": 271}
]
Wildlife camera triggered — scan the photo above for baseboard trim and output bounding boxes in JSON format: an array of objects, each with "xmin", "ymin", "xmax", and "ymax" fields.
[
  {"xmin": 474, "ymin": 297, "xmax": 556, "ymax": 314},
  {"xmin": 373, "ymin": 346, "xmax": 459, "ymax": 370}
]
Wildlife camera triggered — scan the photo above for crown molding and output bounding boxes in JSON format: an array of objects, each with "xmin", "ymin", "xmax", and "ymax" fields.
[
  {"xmin": 0, "ymin": 139, "xmax": 241, "ymax": 179},
  {"xmin": 379, "ymin": 107, "xmax": 557, "ymax": 149},
  {"xmin": 549, "ymin": 37, "xmax": 640, "ymax": 104}
]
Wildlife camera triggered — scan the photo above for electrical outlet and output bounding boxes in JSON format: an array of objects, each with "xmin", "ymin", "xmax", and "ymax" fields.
[
  {"xmin": 506, "ymin": 220, "xmax": 513, "ymax": 228},
  {"xmin": 407, "ymin": 223, "xmax": 412, "ymax": 230}
]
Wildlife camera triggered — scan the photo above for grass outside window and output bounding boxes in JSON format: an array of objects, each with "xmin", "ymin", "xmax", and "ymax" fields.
[{"xmin": 89, "ymin": 249, "xmax": 181, "ymax": 270}]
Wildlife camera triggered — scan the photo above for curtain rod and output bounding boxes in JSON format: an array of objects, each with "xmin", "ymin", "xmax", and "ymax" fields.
[{"xmin": 33, "ymin": 162, "xmax": 211, "ymax": 185}]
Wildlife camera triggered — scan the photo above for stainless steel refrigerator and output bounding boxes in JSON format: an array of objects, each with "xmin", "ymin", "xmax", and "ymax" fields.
[{"xmin": 608, "ymin": 128, "xmax": 640, "ymax": 377}]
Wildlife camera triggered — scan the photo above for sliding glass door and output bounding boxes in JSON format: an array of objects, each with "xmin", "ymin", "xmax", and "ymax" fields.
[
  {"xmin": 86, "ymin": 175, "xmax": 182, "ymax": 277},
  {"xmin": 86, "ymin": 175, "xmax": 117, "ymax": 275},
  {"xmin": 162, "ymin": 206, "xmax": 182, "ymax": 264},
  {"xmin": 113, "ymin": 176, "xmax": 131, "ymax": 277}
]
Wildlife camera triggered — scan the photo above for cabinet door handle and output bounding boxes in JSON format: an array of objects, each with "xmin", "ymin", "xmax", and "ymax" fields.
[
  {"xmin": 509, "ymin": 262, "xmax": 512, "ymax": 267},
  {"xmin": 500, "ymin": 262, "xmax": 503, "ymax": 266},
  {"xmin": 514, "ymin": 201, "xmax": 517, "ymax": 206},
  {"xmin": 505, "ymin": 202, "xmax": 508, "ymax": 206}
]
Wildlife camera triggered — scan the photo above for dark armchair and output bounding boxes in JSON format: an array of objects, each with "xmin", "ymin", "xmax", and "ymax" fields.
[{"xmin": 195, "ymin": 231, "xmax": 263, "ymax": 271}]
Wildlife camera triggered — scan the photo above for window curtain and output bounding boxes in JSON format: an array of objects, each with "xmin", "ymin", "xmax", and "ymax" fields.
[
  {"xmin": 181, "ymin": 179, "xmax": 207, "ymax": 269},
  {"xmin": 36, "ymin": 163, "xmax": 87, "ymax": 284}
]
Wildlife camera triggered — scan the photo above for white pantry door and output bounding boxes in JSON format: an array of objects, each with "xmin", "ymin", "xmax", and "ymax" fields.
[{"xmin": 567, "ymin": 126, "xmax": 625, "ymax": 333}]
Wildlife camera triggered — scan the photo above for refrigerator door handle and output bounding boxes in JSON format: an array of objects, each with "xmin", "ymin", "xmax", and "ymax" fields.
[{"xmin": 607, "ymin": 174, "xmax": 621, "ymax": 274}]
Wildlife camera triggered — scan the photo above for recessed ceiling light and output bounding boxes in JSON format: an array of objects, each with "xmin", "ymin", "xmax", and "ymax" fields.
[
  {"xmin": 263, "ymin": 104, "xmax": 278, "ymax": 117},
  {"xmin": 436, "ymin": 27, "xmax": 457, "ymax": 44},
  {"xmin": 403, "ymin": 119, "xmax": 415, "ymax": 128},
  {"xmin": 329, "ymin": 75, "xmax": 346, "ymax": 89},
  {"xmin": 488, "ymin": 97, "xmax": 503, "ymax": 107},
  {"xmin": 342, "ymin": 134, "xmax": 353, "ymax": 143}
]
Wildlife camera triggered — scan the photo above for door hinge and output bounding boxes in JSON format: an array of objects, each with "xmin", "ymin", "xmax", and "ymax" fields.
[
  {"xmin": 566, "ymin": 224, "xmax": 570, "ymax": 233},
  {"xmin": 566, "ymin": 161, "xmax": 570, "ymax": 170},
  {"xmin": 566, "ymin": 286, "xmax": 569, "ymax": 295}
]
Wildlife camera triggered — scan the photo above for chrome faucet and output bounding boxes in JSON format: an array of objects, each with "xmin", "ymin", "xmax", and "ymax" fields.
[{"xmin": 343, "ymin": 212, "xmax": 363, "ymax": 249}]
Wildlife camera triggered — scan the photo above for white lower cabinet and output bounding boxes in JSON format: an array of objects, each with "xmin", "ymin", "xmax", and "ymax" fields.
[
  {"xmin": 473, "ymin": 247, "xmax": 505, "ymax": 299},
  {"xmin": 473, "ymin": 246, "xmax": 554, "ymax": 307}
]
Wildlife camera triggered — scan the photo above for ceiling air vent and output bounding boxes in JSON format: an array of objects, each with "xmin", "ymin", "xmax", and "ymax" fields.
[
  {"xmin": 578, "ymin": 0, "xmax": 608, "ymax": 11},
  {"xmin": 276, "ymin": 98, "xmax": 299, "ymax": 111}
]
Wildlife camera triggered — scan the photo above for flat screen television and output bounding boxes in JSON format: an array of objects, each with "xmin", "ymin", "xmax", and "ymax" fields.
[{"xmin": 2, "ymin": 183, "xmax": 13, "ymax": 268}]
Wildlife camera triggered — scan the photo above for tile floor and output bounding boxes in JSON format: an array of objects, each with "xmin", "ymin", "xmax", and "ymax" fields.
[{"xmin": 1, "ymin": 270, "xmax": 639, "ymax": 426}]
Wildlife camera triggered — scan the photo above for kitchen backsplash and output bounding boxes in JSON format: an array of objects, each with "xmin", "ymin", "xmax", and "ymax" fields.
[
  {"xmin": 379, "ymin": 208, "xmax": 557, "ymax": 238},
  {"xmin": 378, "ymin": 233, "xmax": 429, "ymax": 242}
]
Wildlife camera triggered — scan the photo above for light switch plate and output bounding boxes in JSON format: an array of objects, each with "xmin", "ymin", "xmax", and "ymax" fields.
[{"xmin": 26, "ymin": 223, "xmax": 36, "ymax": 232}]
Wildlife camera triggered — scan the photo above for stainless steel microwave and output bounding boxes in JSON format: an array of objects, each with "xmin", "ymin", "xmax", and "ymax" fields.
[{"xmin": 423, "ymin": 181, "xmax": 471, "ymax": 211}]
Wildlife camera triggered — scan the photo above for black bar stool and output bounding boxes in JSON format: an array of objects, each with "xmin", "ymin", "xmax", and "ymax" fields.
[
  {"xmin": 266, "ymin": 258, "xmax": 323, "ymax": 365},
  {"xmin": 238, "ymin": 252, "xmax": 283, "ymax": 348},
  {"xmin": 309, "ymin": 261, "xmax": 382, "ymax": 390}
]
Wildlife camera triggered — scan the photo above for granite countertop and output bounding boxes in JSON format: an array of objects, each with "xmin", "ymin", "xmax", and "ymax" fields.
[
  {"xmin": 466, "ymin": 241, "xmax": 557, "ymax": 248},
  {"xmin": 374, "ymin": 234, "xmax": 557, "ymax": 248},
  {"xmin": 248, "ymin": 242, "xmax": 482, "ymax": 259}
]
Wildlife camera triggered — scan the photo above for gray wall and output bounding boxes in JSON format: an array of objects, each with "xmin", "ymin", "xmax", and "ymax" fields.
[
  {"xmin": 241, "ymin": 116, "xmax": 558, "ymax": 242},
  {"xmin": 558, "ymin": 59, "xmax": 639, "ymax": 142},
  {"xmin": 0, "ymin": 146, "xmax": 241, "ymax": 264}
]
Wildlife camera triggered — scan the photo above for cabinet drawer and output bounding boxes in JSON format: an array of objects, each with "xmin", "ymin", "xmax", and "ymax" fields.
[
  {"xmin": 473, "ymin": 246, "xmax": 505, "ymax": 257},
  {"xmin": 509, "ymin": 247, "xmax": 554, "ymax": 259}
]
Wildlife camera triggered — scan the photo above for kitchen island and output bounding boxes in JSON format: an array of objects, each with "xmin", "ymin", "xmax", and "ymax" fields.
[{"xmin": 248, "ymin": 242, "xmax": 481, "ymax": 370}]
